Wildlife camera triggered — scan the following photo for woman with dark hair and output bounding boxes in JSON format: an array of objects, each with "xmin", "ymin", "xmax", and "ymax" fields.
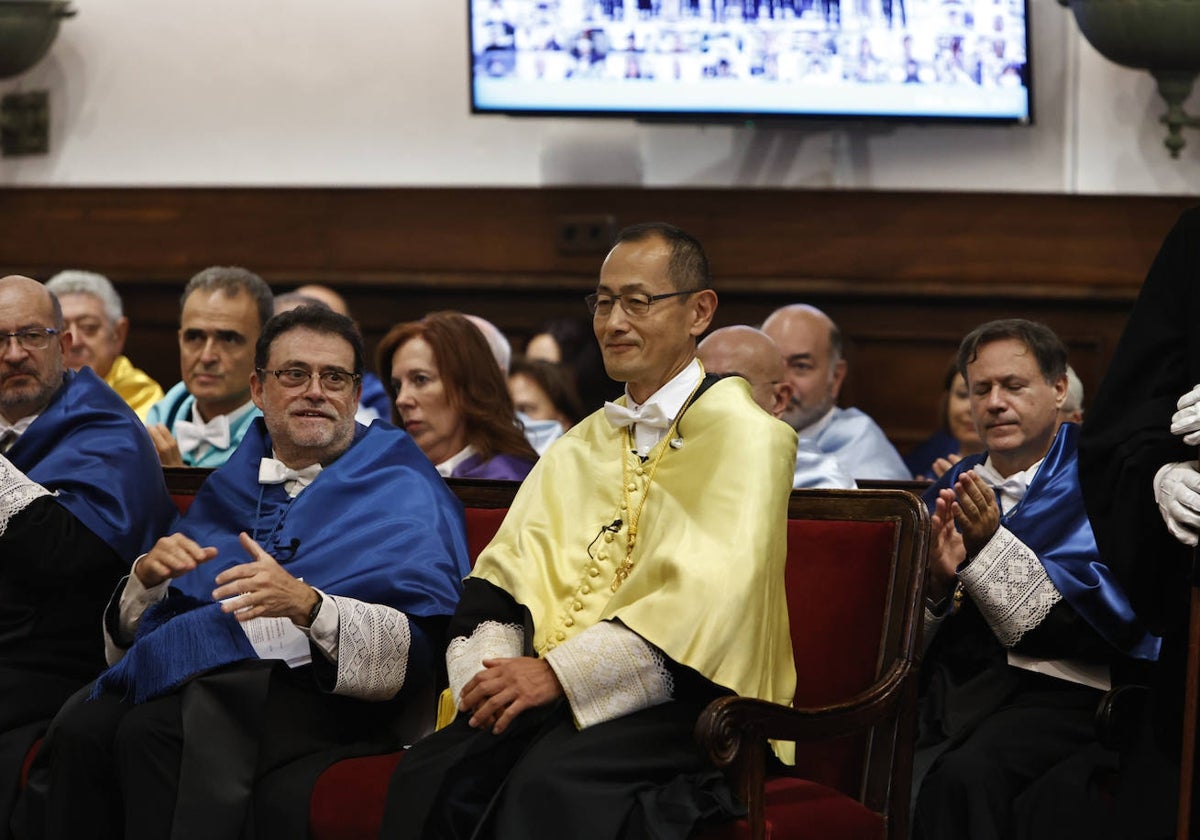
[
  {"xmin": 525, "ymin": 316, "xmax": 620, "ymax": 415},
  {"xmin": 904, "ymin": 358, "xmax": 984, "ymax": 480},
  {"xmin": 508, "ymin": 356, "xmax": 585, "ymax": 431},
  {"xmin": 378, "ymin": 312, "xmax": 537, "ymax": 481}
]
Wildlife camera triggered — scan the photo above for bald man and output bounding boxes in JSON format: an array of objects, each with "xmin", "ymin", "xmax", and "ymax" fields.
[
  {"xmin": 762, "ymin": 304, "xmax": 908, "ymax": 482},
  {"xmin": 698, "ymin": 325, "xmax": 790, "ymax": 416},
  {"xmin": 0, "ymin": 276, "xmax": 174, "ymax": 826},
  {"xmin": 700, "ymin": 325, "xmax": 853, "ymax": 489}
]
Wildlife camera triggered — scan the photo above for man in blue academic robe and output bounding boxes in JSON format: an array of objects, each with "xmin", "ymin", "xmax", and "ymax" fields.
[
  {"xmin": 0, "ymin": 275, "xmax": 175, "ymax": 838},
  {"xmin": 18, "ymin": 305, "xmax": 470, "ymax": 840},
  {"xmin": 913, "ymin": 319, "xmax": 1159, "ymax": 840}
]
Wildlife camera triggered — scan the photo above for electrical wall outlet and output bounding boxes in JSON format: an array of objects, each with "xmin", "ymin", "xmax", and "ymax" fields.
[{"xmin": 1, "ymin": 91, "xmax": 49, "ymax": 156}]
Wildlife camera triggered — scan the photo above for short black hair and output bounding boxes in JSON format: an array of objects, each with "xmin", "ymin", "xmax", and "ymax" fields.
[
  {"xmin": 255, "ymin": 305, "xmax": 365, "ymax": 375},
  {"xmin": 612, "ymin": 222, "xmax": 712, "ymax": 291},
  {"xmin": 957, "ymin": 318, "xmax": 1067, "ymax": 384},
  {"xmin": 181, "ymin": 266, "xmax": 274, "ymax": 328}
]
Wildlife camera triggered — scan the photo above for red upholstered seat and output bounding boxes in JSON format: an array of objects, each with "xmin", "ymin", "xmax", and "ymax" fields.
[{"xmin": 308, "ymin": 752, "xmax": 405, "ymax": 840}]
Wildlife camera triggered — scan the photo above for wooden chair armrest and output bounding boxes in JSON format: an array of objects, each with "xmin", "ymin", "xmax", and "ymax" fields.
[
  {"xmin": 696, "ymin": 660, "xmax": 913, "ymax": 766},
  {"xmin": 693, "ymin": 660, "xmax": 914, "ymax": 840}
]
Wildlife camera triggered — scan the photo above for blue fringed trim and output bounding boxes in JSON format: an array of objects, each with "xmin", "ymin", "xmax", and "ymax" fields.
[{"xmin": 93, "ymin": 599, "xmax": 259, "ymax": 704}]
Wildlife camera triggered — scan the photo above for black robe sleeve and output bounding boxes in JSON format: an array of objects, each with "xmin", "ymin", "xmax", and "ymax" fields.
[{"xmin": 0, "ymin": 496, "xmax": 124, "ymax": 678}]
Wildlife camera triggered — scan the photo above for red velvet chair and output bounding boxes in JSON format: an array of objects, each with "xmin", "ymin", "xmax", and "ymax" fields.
[{"xmin": 694, "ymin": 488, "xmax": 929, "ymax": 840}]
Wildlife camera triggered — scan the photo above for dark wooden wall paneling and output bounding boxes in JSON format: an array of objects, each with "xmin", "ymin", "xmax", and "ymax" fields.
[{"xmin": 1, "ymin": 187, "xmax": 1193, "ymax": 454}]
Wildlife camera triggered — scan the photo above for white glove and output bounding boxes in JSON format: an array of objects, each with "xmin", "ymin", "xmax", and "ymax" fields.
[
  {"xmin": 1170, "ymin": 384, "xmax": 1200, "ymax": 445},
  {"xmin": 1155, "ymin": 461, "xmax": 1200, "ymax": 546}
]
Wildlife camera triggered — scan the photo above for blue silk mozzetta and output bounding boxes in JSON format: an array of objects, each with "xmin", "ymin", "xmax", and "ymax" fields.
[
  {"xmin": 96, "ymin": 418, "xmax": 471, "ymax": 703},
  {"xmin": 7, "ymin": 368, "xmax": 175, "ymax": 562},
  {"xmin": 924, "ymin": 423, "xmax": 1161, "ymax": 660}
]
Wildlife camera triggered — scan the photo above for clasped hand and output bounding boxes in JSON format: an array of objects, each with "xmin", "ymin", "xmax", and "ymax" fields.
[
  {"xmin": 1156, "ymin": 461, "xmax": 1200, "ymax": 547},
  {"xmin": 458, "ymin": 656, "xmax": 563, "ymax": 735},
  {"xmin": 927, "ymin": 471, "xmax": 1000, "ymax": 601},
  {"xmin": 1171, "ymin": 383, "xmax": 1200, "ymax": 446}
]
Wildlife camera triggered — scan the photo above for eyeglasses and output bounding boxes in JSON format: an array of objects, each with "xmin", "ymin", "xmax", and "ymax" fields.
[
  {"xmin": 258, "ymin": 368, "xmax": 361, "ymax": 393},
  {"xmin": 1, "ymin": 328, "xmax": 59, "ymax": 351},
  {"xmin": 584, "ymin": 289, "xmax": 697, "ymax": 318}
]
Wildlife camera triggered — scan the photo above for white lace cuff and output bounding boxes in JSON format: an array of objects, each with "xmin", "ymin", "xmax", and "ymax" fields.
[
  {"xmin": 545, "ymin": 621, "xmax": 673, "ymax": 730},
  {"xmin": 958, "ymin": 525, "xmax": 1062, "ymax": 647},
  {"xmin": 0, "ymin": 456, "xmax": 51, "ymax": 538},
  {"xmin": 446, "ymin": 621, "xmax": 524, "ymax": 705},
  {"xmin": 327, "ymin": 595, "xmax": 412, "ymax": 701}
]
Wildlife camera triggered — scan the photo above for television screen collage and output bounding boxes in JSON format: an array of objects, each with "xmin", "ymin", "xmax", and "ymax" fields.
[{"xmin": 470, "ymin": 0, "xmax": 1032, "ymax": 122}]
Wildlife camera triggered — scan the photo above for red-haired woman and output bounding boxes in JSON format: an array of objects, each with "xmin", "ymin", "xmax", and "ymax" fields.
[{"xmin": 378, "ymin": 312, "xmax": 537, "ymax": 481}]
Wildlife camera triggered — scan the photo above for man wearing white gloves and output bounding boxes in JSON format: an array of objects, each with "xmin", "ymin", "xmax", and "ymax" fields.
[
  {"xmin": 1159, "ymin": 388, "xmax": 1200, "ymax": 546},
  {"xmin": 1079, "ymin": 206, "xmax": 1200, "ymax": 836}
]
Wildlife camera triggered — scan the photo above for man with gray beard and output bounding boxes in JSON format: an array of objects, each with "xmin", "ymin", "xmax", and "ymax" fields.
[{"xmin": 0, "ymin": 276, "xmax": 173, "ymax": 836}]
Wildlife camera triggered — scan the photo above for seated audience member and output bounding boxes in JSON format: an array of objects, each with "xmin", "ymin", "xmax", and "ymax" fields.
[
  {"xmin": 274, "ymin": 288, "xmax": 391, "ymax": 425},
  {"xmin": 43, "ymin": 270, "xmax": 164, "ymax": 419},
  {"xmin": 461, "ymin": 315, "xmax": 564, "ymax": 454},
  {"xmin": 698, "ymin": 324, "xmax": 852, "ymax": 489},
  {"xmin": 905, "ymin": 360, "xmax": 984, "ymax": 480},
  {"xmin": 379, "ymin": 222, "xmax": 797, "ymax": 840},
  {"xmin": 0, "ymin": 276, "xmax": 174, "ymax": 831},
  {"xmin": 526, "ymin": 314, "xmax": 621, "ymax": 412},
  {"xmin": 508, "ymin": 356, "xmax": 584, "ymax": 453},
  {"xmin": 20, "ymin": 305, "xmax": 471, "ymax": 840},
  {"xmin": 1061, "ymin": 365, "xmax": 1084, "ymax": 424},
  {"xmin": 145, "ymin": 266, "xmax": 272, "ymax": 467},
  {"xmin": 379, "ymin": 311, "xmax": 537, "ymax": 481},
  {"xmin": 914, "ymin": 319, "xmax": 1160, "ymax": 840},
  {"xmin": 762, "ymin": 303, "xmax": 909, "ymax": 481}
]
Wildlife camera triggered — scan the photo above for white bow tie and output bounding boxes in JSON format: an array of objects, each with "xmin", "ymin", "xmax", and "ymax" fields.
[
  {"xmin": 175, "ymin": 415, "xmax": 232, "ymax": 454},
  {"xmin": 258, "ymin": 458, "xmax": 323, "ymax": 496},
  {"xmin": 971, "ymin": 464, "xmax": 1029, "ymax": 513},
  {"xmin": 602, "ymin": 400, "xmax": 673, "ymax": 431}
]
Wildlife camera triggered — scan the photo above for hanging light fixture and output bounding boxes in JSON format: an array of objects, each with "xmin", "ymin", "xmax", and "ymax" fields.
[
  {"xmin": 1060, "ymin": 0, "xmax": 1200, "ymax": 158},
  {"xmin": 0, "ymin": 1, "xmax": 75, "ymax": 156}
]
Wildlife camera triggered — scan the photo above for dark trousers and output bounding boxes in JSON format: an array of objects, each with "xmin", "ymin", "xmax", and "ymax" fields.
[
  {"xmin": 381, "ymin": 698, "xmax": 738, "ymax": 840},
  {"xmin": 18, "ymin": 662, "xmax": 409, "ymax": 840},
  {"xmin": 914, "ymin": 677, "xmax": 1102, "ymax": 840}
]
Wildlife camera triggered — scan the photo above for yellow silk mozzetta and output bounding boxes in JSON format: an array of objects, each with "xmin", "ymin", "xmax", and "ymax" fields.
[
  {"xmin": 105, "ymin": 355, "xmax": 165, "ymax": 421},
  {"xmin": 472, "ymin": 376, "xmax": 798, "ymax": 708}
]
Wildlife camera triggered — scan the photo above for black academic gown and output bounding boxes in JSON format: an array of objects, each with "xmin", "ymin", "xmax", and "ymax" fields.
[
  {"xmin": 378, "ymin": 579, "xmax": 737, "ymax": 840},
  {"xmin": 1077, "ymin": 206, "xmax": 1200, "ymax": 839}
]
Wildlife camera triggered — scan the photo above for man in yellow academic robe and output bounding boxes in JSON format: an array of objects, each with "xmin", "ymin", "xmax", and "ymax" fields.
[{"xmin": 379, "ymin": 222, "xmax": 798, "ymax": 840}]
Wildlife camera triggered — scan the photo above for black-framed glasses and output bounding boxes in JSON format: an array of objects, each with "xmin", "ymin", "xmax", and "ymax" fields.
[
  {"xmin": 585, "ymin": 289, "xmax": 697, "ymax": 318},
  {"xmin": 258, "ymin": 368, "xmax": 361, "ymax": 393},
  {"xmin": 1, "ymin": 328, "xmax": 59, "ymax": 351}
]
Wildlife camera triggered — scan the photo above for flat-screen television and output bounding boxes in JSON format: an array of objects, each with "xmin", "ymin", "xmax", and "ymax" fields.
[{"xmin": 469, "ymin": 0, "xmax": 1032, "ymax": 124}]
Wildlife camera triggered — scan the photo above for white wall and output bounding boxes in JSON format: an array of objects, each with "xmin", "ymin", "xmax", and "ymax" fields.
[{"xmin": 1, "ymin": 0, "xmax": 1198, "ymax": 193}]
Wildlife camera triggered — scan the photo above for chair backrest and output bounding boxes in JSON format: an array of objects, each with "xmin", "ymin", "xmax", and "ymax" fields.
[
  {"xmin": 164, "ymin": 466, "xmax": 212, "ymax": 514},
  {"xmin": 445, "ymin": 478, "xmax": 520, "ymax": 564},
  {"xmin": 784, "ymin": 488, "xmax": 928, "ymax": 820}
]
